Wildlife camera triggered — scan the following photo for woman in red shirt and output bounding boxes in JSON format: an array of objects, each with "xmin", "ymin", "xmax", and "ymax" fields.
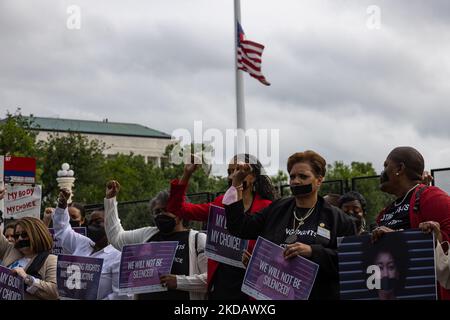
[{"xmin": 167, "ymin": 154, "xmax": 277, "ymax": 300}]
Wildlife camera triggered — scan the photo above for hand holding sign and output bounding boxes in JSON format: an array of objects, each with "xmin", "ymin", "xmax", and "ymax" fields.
[
  {"xmin": 160, "ymin": 274, "xmax": 177, "ymax": 289},
  {"xmin": 419, "ymin": 221, "xmax": 442, "ymax": 243},
  {"xmin": 57, "ymin": 189, "xmax": 71, "ymax": 209},
  {"xmin": 283, "ymin": 242, "xmax": 312, "ymax": 259},
  {"xmin": 0, "ymin": 187, "xmax": 5, "ymax": 201},
  {"xmin": 11, "ymin": 267, "xmax": 27, "ymax": 280},
  {"xmin": 106, "ymin": 180, "xmax": 120, "ymax": 199},
  {"xmin": 371, "ymin": 226, "xmax": 395, "ymax": 243}
]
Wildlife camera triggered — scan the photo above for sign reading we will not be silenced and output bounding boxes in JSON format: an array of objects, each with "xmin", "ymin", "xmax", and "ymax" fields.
[
  {"xmin": 242, "ymin": 237, "xmax": 319, "ymax": 300},
  {"xmin": 3, "ymin": 184, "xmax": 41, "ymax": 219},
  {"xmin": 119, "ymin": 241, "xmax": 178, "ymax": 295},
  {"xmin": 57, "ymin": 255, "xmax": 103, "ymax": 300},
  {"xmin": 0, "ymin": 266, "xmax": 24, "ymax": 300},
  {"xmin": 205, "ymin": 205, "xmax": 248, "ymax": 268}
]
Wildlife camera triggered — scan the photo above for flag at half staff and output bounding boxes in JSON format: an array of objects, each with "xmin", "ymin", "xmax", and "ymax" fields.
[{"xmin": 236, "ymin": 22, "xmax": 270, "ymax": 86}]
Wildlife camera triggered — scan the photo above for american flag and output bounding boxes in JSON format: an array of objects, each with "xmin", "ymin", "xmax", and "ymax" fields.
[{"xmin": 236, "ymin": 22, "xmax": 270, "ymax": 86}]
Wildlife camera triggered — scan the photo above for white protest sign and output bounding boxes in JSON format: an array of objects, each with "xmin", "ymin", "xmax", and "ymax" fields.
[{"xmin": 4, "ymin": 184, "xmax": 42, "ymax": 219}]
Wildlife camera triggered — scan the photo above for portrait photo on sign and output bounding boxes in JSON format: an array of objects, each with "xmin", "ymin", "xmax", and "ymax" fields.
[{"xmin": 338, "ymin": 230, "xmax": 436, "ymax": 300}]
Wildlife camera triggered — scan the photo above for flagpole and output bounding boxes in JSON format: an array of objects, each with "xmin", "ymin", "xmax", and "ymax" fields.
[{"xmin": 234, "ymin": 0, "xmax": 246, "ymax": 155}]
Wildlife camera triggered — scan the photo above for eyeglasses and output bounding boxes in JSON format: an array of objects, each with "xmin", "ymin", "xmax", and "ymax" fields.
[{"xmin": 14, "ymin": 232, "xmax": 29, "ymax": 240}]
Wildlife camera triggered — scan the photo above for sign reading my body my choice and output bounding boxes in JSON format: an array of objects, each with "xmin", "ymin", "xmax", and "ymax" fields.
[
  {"xmin": 242, "ymin": 237, "xmax": 319, "ymax": 300},
  {"xmin": 0, "ymin": 266, "xmax": 24, "ymax": 300},
  {"xmin": 57, "ymin": 255, "xmax": 104, "ymax": 300},
  {"xmin": 205, "ymin": 205, "xmax": 248, "ymax": 268},
  {"xmin": 3, "ymin": 184, "xmax": 41, "ymax": 219},
  {"xmin": 119, "ymin": 241, "xmax": 178, "ymax": 295}
]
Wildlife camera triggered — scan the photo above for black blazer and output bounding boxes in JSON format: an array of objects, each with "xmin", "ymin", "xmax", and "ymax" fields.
[{"xmin": 225, "ymin": 196, "xmax": 356, "ymax": 300}]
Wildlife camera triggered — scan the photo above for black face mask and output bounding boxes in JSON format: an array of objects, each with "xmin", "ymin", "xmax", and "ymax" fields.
[
  {"xmin": 380, "ymin": 170, "xmax": 389, "ymax": 184},
  {"xmin": 380, "ymin": 277, "xmax": 397, "ymax": 291},
  {"xmin": 70, "ymin": 220, "xmax": 81, "ymax": 228},
  {"xmin": 155, "ymin": 214, "xmax": 176, "ymax": 234},
  {"xmin": 16, "ymin": 239, "xmax": 31, "ymax": 249},
  {"xmin": 290, "ymin": 183, "xmax": 313, "ymax": 196},
  {"xmin": 87, "ymin": 224, "xmax": 106, "ymax": 243}
]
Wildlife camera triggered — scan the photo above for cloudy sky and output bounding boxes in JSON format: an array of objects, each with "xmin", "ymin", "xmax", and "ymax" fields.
[{"xmin": 1, "ymin": 0, "xmax": 449, "ymax": 176}]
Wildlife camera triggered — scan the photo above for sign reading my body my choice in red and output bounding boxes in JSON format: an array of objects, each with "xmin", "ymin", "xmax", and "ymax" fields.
[{"xmin": 4, "ymin": 156, "xmax": 36, "ymax": 184}]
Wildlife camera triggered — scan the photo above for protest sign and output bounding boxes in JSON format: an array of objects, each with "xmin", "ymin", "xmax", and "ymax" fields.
[
  {"xmin": 338, "ymin": 229, "xmax": 437, "ymax": 300},
  {"xmin": 3, "ymin": 184, "xmax": 41, "ymax": 219},
  {"xmin": 0, "ymin": 265, "xmax": 24, "ymax": 300},
  {"xmin": 57, "ymin": 255, "xmax": 103, "ymax": 300},
  {"xmin": 119, "ymin": 241, "xmax": 178, "ymax": 295},
  {"xmin": 242, "ymin": 237, "xmax": 319, "ymax": 300},
  {"xmin": 205, "ymin": 205, "xmax": 248, "ymax": 268},
  {"xmin": 3, "ymin": 156, "xmax": 36, "ymax": 184}
]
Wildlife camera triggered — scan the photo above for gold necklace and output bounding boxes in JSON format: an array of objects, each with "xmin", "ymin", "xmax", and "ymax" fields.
[{"xmin": 286, "ymin": 204, "xmax": 316, "ymax": 244}]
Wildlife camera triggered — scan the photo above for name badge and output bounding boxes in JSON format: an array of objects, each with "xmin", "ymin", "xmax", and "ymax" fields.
[{"xmin": 317, "ymin": 226, "xmax": 330, "ymax": 240}]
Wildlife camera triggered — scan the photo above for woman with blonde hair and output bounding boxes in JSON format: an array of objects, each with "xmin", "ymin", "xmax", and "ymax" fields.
[{"xmin": 0, "ymin": 215, "xmax": 58, "ymax": 300}]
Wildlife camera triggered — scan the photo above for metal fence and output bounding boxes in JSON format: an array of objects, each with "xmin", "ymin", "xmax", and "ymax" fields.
[
  {"xmin": 86, "ymin": 168, "xmax": 449, "ymax": 230},
  {"xmin": 431, "ymin": 167, "xmax": 450, "ymax": 194}
]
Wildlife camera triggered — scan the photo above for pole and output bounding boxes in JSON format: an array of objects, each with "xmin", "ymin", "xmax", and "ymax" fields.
[{"xmin": 234, "ymin": 0, "xmax": 246, "ymax": 155}]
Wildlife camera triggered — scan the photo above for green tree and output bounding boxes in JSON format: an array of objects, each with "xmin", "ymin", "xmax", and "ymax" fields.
[
  {"xmin": 37, "ymin": 133, "xmax": 106, "ymax": 207},
  {"xmin": 0, "ymin": 109, "xmax": 37, "ymax": 157},
  {"xmin": 325, "ymin": 161, "xmax": 394, "ymax": 224}
]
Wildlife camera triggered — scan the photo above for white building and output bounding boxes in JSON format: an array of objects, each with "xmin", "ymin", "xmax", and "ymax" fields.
[{"xmin": 29, "ymin": 117, "xmax": 174, "ymax": 167}]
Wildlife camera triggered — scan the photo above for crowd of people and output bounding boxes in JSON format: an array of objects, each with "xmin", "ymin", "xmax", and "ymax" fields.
[{"xmin": 0, "ymin": 146, "xmax": 448, "ymax": 300}]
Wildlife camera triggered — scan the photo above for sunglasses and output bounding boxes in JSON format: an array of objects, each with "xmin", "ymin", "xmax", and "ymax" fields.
[{"xmin": 14, "ymin": 232, "xmax": 29, "ymax": 240}]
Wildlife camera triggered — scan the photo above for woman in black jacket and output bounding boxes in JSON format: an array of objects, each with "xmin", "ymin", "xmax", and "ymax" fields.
[{"xmin": 224, "ymin": 150, "xmax": 356, "ymax": 299}]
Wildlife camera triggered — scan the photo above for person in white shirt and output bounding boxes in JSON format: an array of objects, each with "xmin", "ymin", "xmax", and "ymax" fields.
[
  {"xmin": 53, "ymin": 189, "xmax": 131, "ymax": 300},
  {"xmin": 104, "ymin": 180, "xmax": 207, "ymax": 300}
]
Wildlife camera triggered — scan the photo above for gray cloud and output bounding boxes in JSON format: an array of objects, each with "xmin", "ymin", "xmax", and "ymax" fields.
[{"xmin": 0, "ymin": 0, "xmax": 449, "ymax": 175}]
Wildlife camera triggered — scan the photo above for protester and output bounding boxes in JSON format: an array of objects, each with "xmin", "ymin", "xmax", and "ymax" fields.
[
  {"xmin": 104, "ymin": 181, "xmax": 207, "ymax": 300},
  {"xmin": 224, "ymin": 150, "xmax": 357, "ymax": 300},
  {"xmin": 0, "ymin": 193, "xmax": 58, "ymax": 300},
  {"xmin": 339, "ymin": 191, "xmax": 367, "ymax": 234},
  {"xmin": 323, "ymin": 193, "xmax": 341, "ymax": 207},
  {"xmin": 68, "ymin": 202, "xmax": 88, "ymax": 228},
  {"xmin": 372, "ymin": 146, "xmax": 450, "ymax": 298},
  {"xmin": 3, "ymin": 222, "xmax": 16, "ymax": 245},
  {"xmin": 167, "ymin": 154, "xmax": 276, "ymax": 300},
  {"xmin": 53, "ymin": 188, "xmax": 128, "ymax": 300}
]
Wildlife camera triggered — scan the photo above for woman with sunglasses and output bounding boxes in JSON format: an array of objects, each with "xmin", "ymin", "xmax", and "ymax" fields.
[{"xmin": 0, "ymin": 209, "xmax": 58, "ymax": 300}]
